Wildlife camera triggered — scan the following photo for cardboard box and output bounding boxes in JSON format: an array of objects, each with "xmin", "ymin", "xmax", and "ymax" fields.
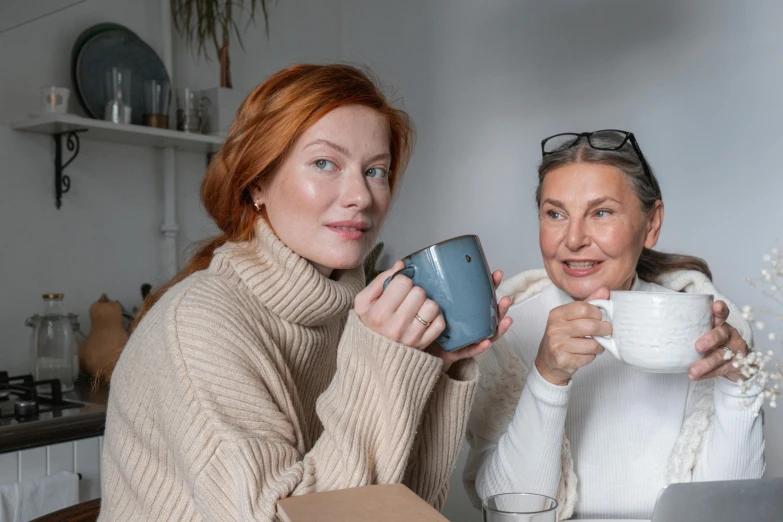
[{"xmin": 275, "ymin": 484, "xmax": 450, "ymax": 521}]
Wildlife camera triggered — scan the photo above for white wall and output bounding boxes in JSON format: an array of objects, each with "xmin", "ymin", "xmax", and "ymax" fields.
[
  {"xmin": 341, "ymin": 1, "xmax": 783, "ymax": 520},
  {"xmin": 0, "ymin": 0, "xmax": 342, "ymax": 376}
]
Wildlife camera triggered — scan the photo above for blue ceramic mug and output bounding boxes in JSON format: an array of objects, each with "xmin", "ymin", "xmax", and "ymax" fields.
[{"xmin": 383, "ymin": 235, "xmax": 498, "ymax": 351}]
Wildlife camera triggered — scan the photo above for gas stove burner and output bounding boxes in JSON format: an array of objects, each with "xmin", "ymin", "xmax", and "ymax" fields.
[
  {"xmin": 14, "ymin": 400, "xmax": 39, "ymax": 419},
  {"xmin": 0, "ymin": 371, "xmax": 85, "ymax": 424}
]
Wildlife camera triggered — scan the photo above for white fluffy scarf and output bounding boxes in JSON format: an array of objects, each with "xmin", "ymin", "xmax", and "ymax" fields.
[{"xmin": 462, "ymin": 269, "xmax": 752, "ymax": 520}]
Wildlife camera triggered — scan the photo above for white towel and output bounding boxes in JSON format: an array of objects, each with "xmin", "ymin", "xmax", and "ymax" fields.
[{"xmin": 0, "ymin": 471, "xmax": 79, "ymax": 522}]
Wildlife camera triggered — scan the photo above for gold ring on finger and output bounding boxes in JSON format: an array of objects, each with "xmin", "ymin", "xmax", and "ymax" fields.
[{"xmin": 414, "ymin": 314, "xmax": 430, "ymax": 327}]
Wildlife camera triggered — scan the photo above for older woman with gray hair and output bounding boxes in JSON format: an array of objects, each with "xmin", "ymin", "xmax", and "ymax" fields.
[{"xmin": 463, "ymin": 130, "xmax": 765, "ymax": 520}]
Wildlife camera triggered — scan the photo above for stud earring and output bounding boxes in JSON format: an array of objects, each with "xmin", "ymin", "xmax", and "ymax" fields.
[{"xmin": 253, "ymin": 201, "xmax": 262, "ymax": 211}]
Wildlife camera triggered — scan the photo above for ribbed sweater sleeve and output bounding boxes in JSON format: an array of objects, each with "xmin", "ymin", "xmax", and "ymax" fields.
[
  {"xmin": 190, "ymin": 312, "xmax": 445, "ymax": 521},
  {"xmin": 691, "ymin": 375, "xmax": 766, "ymax": 481},
  {"xmin": 475, "ymin": 364, "xmax": 570, "ymax": 501},
  {"xmin": 403, "ymin": 358, "xmax": 478, "ymax": 509}
]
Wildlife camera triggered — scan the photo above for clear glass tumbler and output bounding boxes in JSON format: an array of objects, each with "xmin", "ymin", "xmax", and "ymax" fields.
[
  {"xmin": 40, "ymin": 86, "xmax": 70, "ymax": 114},
  {"xmin": 144, "ymin": 79, "xmax": 170, "ymax": 128},
  {"xmin": 483, "ymin": 493, "xmax": 558, "ymax": 522}
]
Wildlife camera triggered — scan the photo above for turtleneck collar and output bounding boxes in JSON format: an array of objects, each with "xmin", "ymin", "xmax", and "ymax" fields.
[{"xmin": 209, "ymin": 218, "xmax": 365, "ymax": 326}]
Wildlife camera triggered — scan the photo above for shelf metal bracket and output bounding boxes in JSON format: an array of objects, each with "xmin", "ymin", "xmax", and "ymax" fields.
[{"xmin": 53, "ymin": 129, "xmax": 87, "ymax": 209}]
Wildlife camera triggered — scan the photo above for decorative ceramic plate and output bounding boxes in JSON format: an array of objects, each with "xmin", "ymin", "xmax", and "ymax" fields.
[
  {"xmin": 73, "ymin": 25, "xmax": 170, "ymax": 125},
  {"xmin": 71, "ymin": 23, "xmax": 136, "ymax": 118}
]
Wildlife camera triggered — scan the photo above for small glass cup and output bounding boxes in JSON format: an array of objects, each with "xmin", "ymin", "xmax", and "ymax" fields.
[
  {"xmin": 176, "ymin": 87, "xmax": 199, "ymax": 132},
  {"xmin": 40, "ymin": 86, "xmax": 70, "ymax": 114},
  {"xmin": 144, "ymin": 79, "xmax": 170, "ymax": 128},
  {"xmin": 483, "ymin": 493, "xmax": 558, "ymax": 522},
  {"xmin": 176, "ymin": 87, "xmax": 210, "ymax": 133}
]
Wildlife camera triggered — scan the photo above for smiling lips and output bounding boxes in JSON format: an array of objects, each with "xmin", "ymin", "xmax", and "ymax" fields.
[
  {"xmin": 563, "ymin": 259, "xmax": 603, "ymax": 276},
  {"xmin": 326, "ymin": 221, "xmax": 369, "ymax": 240}
]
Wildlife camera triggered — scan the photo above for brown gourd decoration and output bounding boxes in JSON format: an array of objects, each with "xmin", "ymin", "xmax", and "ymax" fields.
[{"xmin": 79, "ymin": 293, "xmax": 129, "ymax": 378}]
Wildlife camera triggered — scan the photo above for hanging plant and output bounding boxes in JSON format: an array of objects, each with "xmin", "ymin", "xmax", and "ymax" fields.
[{"xmin": 171, "ymin": 0, "xmax": 273, "ymax": 89}]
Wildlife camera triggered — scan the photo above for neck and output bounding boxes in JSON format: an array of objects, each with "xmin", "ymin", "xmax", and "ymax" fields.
[
  {"xmin": 311, "ymin": 261, "xmax": 333, "ymax": 278},
  {"xmin": 619, "ymin": 272, "xmax": 637, "ymax": 291}
]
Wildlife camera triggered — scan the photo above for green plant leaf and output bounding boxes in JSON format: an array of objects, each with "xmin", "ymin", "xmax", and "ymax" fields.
[{"xmin": 170, "ymin": 0, "xmax": 272, "ymax": 60}]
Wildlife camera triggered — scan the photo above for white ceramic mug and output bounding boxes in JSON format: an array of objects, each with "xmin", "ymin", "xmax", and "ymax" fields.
[{"xmin": 589, "ymin": 291, "xmax": 714, "ymax": 373}]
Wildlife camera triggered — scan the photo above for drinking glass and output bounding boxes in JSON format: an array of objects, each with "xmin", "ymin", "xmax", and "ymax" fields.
[
  {"xmin": 144, "ymin": 79, "xmax": 170, "ymax": 128},
  {"xmin": 483, "ymin": 493, "xmax": 558, "ymax": 522},
  {"xmin": 176, "ymin": 87, "xmax": 200, "ymax": 132},
  {"xmin": 176, "ymin": 87, "xmax": 210, "ymax": 133},
  {"xmin": 40, "ymin": 86, "xmax": 70, "ymax": 114}
]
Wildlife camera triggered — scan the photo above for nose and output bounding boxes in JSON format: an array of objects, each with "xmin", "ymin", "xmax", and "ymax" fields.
[
  {"xmin": 565, "ymin": 218, "xmax": 590, "ymax": 251},
  {"xmin": 339, "ymin": 168, "xmax": 372, "ymax": 211}
]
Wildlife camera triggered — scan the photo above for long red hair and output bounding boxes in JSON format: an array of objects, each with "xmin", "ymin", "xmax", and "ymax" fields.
[{"xmin": 99, "ymin": 64, "xmax": 415, "ymax": 382}]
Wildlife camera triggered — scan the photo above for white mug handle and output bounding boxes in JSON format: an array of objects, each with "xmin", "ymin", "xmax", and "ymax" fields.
[{"xmin": 588, "ymin": 299, "xmax": 620, "ymax": 361}]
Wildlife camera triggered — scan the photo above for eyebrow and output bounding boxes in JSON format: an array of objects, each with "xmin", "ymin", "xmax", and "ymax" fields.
[
  {"xmin": 542, "ymin": 198, "xmax": 566, "ymax": 209},
  {"xmin": 542, "ymin": 196, "xmax": 621, "ymax": 208},
  {"xmin": 304, "ymin": 138, "xmax": 392, "ymax": 164},
  {"xmin": 586, "ymin": 196, "xmax": 622, "ymax": 208},
  {"xmin": 305, "ymin": 139, "xmax": 350, "ymax": 156}
]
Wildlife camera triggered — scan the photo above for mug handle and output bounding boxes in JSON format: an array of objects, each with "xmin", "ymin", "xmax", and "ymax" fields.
[
  {"xmin": 587, "ymin": 299, "xmax": 620, "ymax": 361},
  {"xmin": 383, "ymin": 265, "xmax": 415, "ymax": 290}
]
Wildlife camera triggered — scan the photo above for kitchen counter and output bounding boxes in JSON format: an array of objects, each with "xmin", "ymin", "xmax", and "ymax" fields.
[{"xmin": 0, "ymin": 378, "xmax": 108, "ymax": 453}]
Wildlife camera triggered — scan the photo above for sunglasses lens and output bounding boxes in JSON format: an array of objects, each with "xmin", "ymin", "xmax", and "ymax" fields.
[
  {"xmin": 589, "ymin": 130, "xmax": 629, "ymax": 150},
  {"xmin": 543, "ymin": 134, "xmax": 581, "ymax": 154}
]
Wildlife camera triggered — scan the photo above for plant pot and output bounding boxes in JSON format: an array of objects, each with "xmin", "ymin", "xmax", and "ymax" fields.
[{"xmin": 201, "ymin": 86, "xmax": 247, "ymax": 136}]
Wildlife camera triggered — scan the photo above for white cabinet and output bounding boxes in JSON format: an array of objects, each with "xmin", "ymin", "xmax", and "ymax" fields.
[{"xmin": 0, "ymin": 435, "xmax": 103, "ymax": 502}]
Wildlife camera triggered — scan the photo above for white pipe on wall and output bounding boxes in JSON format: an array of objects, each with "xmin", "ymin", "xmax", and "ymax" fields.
[{"xmin": 160, "ymin": 0, "xmax": 178, "ymax": 278}]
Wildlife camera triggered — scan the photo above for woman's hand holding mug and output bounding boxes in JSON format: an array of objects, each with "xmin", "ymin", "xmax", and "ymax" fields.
[
  {"xmin": 355, "ymin": 260, "xmax": 513, "ymax": 373},
  {"xmin": 689, "ymin": 300, "xmax": 749, "ymax": 382},
  {"xmin": 356, "ymin": 260, "xmax": 447, "ymax": 350},
  {"xmin": 535, "ymin": 287, "xmax": 612, "ymax": 386}
]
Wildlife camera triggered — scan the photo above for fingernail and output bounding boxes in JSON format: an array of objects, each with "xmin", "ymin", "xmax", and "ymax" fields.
[
  {"xmin": 695, "ymin": 339, "xmax": 709, "ymax": 352},
  {"xmin": 689, "ymin": 372, "xmax": 698, "ymax": 381}
]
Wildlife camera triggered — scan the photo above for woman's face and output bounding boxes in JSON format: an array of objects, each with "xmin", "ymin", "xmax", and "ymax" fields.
[
  {"xmin": 253, "ymin": 104, "xmax": 392, "ymax": 277},
  {"xmin": 538, "ymin": 162, "xmax": 663, "ymax": 300}
]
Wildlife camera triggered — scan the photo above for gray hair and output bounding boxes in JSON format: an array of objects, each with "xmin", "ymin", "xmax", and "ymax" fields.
[{"xmin": 535, "ymin": 135, "xmax": 711, "ymax": 282}]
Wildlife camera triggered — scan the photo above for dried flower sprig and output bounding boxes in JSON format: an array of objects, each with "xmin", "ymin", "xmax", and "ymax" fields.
[
  {"xmin": 740, "ymin": 243, "xmax": 783, "ymax": 411},
  {"xmin": 732, "ymin": 351, "xmax": 782, "ymax": 413}
]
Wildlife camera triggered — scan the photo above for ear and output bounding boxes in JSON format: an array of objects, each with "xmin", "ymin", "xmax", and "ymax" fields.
[
  {"xmin": 644, "ymin": 200, "xmax": 664, "ymax": 249},
  {"xmin": 250, "ymin": 181, "xmax": 265, "ymax": 207}
]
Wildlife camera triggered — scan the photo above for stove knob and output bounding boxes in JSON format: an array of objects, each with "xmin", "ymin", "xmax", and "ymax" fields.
[{"xmin": 14, "ymin": 400, "xmax": 39, "ymax": 419}]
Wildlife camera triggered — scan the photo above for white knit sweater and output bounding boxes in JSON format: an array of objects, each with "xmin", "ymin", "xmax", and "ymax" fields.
[
  {"xmin": 463, "ymin": 269, "xmax": 765, "ymax": 520},
  {"xmin": 98, "ymin": 219, "xmax": 478, "ymax": 521}
]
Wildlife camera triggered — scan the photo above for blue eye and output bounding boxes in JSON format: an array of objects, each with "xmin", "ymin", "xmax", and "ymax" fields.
[
  {"xmin": 595, "ymin": 209, "xmax": 613, "ymax": 217},
  {"xmin": 314, "ymin": 159, "xmax": 337, "ymax": 171},
  {"xmin": 365, "ymin": 167, "xmax": 388, "ymax": 179},
  {"xmin": 546, "ymin": 210, "xmax": 563, "ymax": 220}
]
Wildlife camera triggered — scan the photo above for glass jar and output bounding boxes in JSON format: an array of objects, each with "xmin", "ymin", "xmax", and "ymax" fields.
[{"xmin": 26, "ymin": 294, "xmax": 77, "ymax": 392}]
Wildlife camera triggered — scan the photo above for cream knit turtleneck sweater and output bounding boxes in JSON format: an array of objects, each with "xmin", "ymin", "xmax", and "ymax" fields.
[{"xmin": 98, "ymin": 220, "xmax": 478, "ymax": 521}]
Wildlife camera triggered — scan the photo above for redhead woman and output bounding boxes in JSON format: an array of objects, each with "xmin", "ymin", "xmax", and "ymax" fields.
[
  {"xmin": 98, "ymin": 64, "xmax": 512, "ymax": 521},
  {"xmin": 464, "ymin": 130, "xmax": 764, "ymax": 520}
]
